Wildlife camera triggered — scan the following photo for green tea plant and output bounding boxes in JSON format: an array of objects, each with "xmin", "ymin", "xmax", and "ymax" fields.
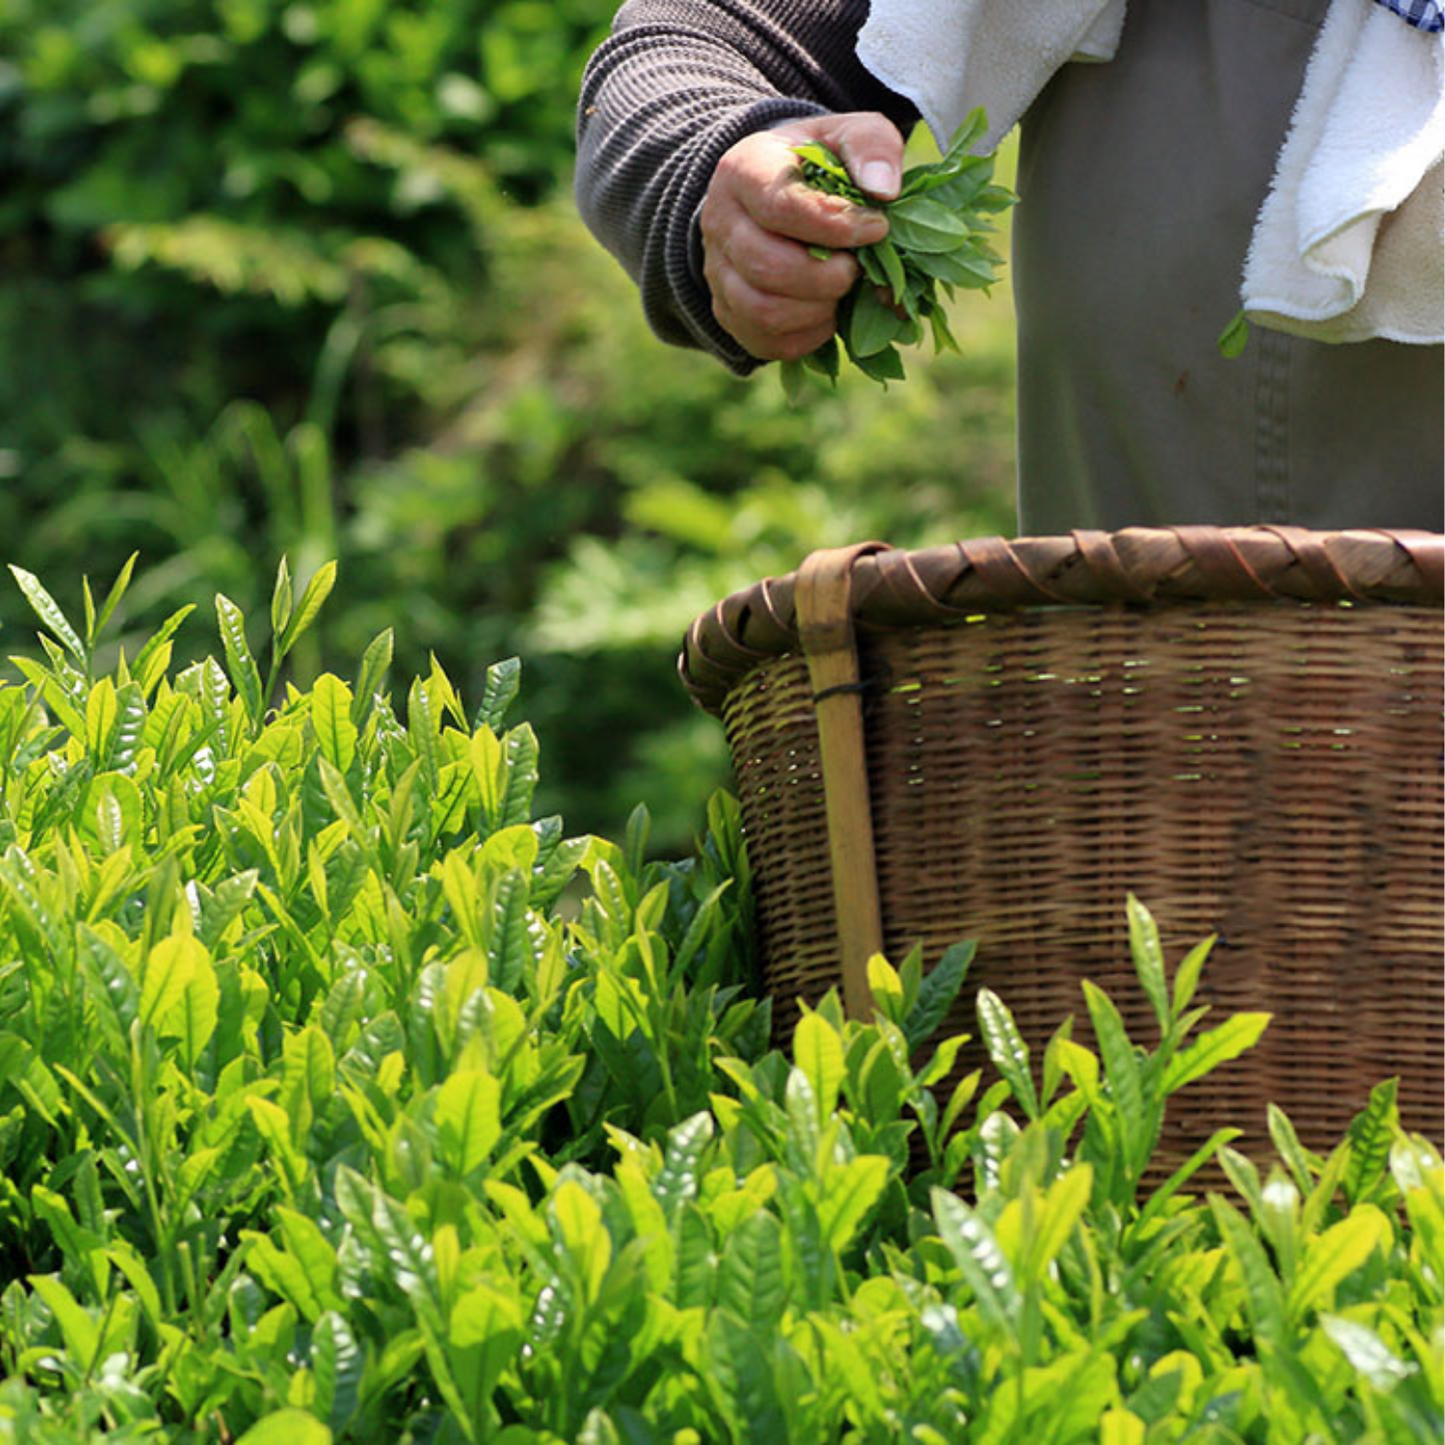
[
  {"xmin": 780, "ymin": 109, "xmax": 1015, "ymax": 401},
  {"xmin": 0, "ymin": 559, "xmax": 1437, "ymax": 1443}
]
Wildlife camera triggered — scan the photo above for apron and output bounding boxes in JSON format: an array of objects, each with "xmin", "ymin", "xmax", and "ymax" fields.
[{"xmin": 1012, "ymin": 0, "xmax": 1445, "ymax": 532}]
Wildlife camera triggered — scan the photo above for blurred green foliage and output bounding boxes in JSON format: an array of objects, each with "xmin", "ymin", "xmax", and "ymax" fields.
[{"xmin": 0, "ymin": 0, "xmax": 1015, "ymax": 850}]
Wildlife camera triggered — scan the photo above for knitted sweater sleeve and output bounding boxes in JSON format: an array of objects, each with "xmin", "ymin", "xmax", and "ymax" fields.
[{"xmin": 575, "ymin": 0, "xmax": 917, "ymax": 372}]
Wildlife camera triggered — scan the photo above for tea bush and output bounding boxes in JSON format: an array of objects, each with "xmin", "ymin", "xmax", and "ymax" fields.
[{"xmin": 0, "ymin": 561, "xmax": 1438, "ymax": 1443}]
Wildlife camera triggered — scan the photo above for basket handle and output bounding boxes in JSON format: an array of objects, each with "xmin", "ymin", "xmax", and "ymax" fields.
[{"xmin": 796, "ymin": 543, "xmax": 890, "ymax": 1020}]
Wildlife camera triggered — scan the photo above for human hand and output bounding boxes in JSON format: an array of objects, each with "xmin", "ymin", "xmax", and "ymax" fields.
[{"xmin": 699, "ymin": 111, "xmax": 906, "ymax": 362}]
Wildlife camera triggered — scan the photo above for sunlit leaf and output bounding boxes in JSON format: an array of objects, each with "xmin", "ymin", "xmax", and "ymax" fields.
[
  {"xmin": 434, "ymin": 1068, "xmax": 501, "ymax": 1177},
  {"xmin": 10, "ymin": 566, "xmax": 85, "ymax": 662},
  {"xmin": 277, "ymin": 560, "xmax": 337, "ymax": 662}
]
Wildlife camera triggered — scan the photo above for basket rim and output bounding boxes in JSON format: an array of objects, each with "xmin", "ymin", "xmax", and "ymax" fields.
[{"xmin": 678, "ymin": 524, "xmax": 1445, "ymax": 716}]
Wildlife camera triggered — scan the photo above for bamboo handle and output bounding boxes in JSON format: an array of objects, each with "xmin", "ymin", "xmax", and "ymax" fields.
[{"xmin": 795, "ymin": 543, "xmax": 889, "ymax": 1020}]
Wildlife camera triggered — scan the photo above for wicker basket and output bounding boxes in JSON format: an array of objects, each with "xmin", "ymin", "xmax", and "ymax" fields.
[{"xmin": 680, "ymin": 526, "xmax": 1444, "ymax": 1161}]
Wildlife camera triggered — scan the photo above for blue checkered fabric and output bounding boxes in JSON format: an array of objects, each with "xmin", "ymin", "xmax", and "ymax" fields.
[{"xmin": 1373, "ymin": 0, "xmax": 1445, "ymax": 31}]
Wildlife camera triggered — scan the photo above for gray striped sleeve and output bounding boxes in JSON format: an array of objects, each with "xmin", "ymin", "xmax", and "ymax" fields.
[{"xmin": 575, "ymin": 0, "xmax": 917, "ymax": 370}]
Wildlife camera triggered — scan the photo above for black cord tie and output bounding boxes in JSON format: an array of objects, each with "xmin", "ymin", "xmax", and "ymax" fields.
[{"xmin": 811, "ymin": 680, "xmax": 870, "ymax": 704}]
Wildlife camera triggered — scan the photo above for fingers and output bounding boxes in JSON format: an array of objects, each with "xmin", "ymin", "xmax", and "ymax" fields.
[
  {"xmin": 703, "ymin": 237, "xmax": 844, "ymax": 361},
  {"xmin": 698, "ymin": 111, "xmax": 906, "ymax": 361}
]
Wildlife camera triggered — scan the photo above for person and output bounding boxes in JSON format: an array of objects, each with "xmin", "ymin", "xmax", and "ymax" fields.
[{"xmin": 575, "ymin": 0, "xmax": 1444, "ymax": 535}]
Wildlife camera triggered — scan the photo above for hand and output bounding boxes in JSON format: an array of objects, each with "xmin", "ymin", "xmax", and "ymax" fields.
[{"xmin": 699, "ymin": 112, "xmax": 905, "ymax": 362}]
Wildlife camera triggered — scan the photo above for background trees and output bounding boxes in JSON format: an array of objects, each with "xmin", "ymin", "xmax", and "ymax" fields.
[{"xmin": 0, "ymin": 0, "xmax": 1015, "ymax": 848}]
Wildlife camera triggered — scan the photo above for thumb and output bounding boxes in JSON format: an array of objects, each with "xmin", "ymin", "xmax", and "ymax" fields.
[{"xmin": 824, "ymin": 112, "xmax": 906, "ymax": 201}]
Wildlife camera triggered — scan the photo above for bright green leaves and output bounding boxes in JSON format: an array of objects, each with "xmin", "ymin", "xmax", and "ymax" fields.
[
  {"xmin": 10, "ymin": 565, "xmax": 86, "ymax": 667},
  {"xmin": 845, "ymin": 282, "xmax": 904, "ymax": 362},
  {"xmin": 933, "ymin": 1189, "xmax": 1021, "ymax": 1332},
  {"xmin": 977, "ymin": 987, "xmax": 1039, "ymax": 1122},
  {"xmin": 0, "ymin": 559, "xmax": 1435, "ymax": 1443},
  {"xmin": 716, "ymin": 1208, "xmax": 787, "ymax": 1330},
  {"xmin": 1162, "ymin": 1011, "xmax": 1272, "ymax": 1096},
  {"xmin": 236, "ymin": 1408, "xmax": 333, "ymax": 1445},
  {"xmin": 434, "ymin": 1067, "xmax": 502, "ymax": 1177},
  {"xmin": 217, "ymin": 592, "xmax": 264, "ymax": 728},
  {"xmin": 1218, "ymin": 308, "xmax": 1251, "ymax": 358},
  {"xmin": 783, "ymin": 108, "xmax": 1015, "ymax": 397},
  {"xmin": 1287, "ymin": 1205, "xmax": 1392, "ymax": 1321},
  {"xmin": 884, "ymin": 193, "xmax": 974, "ymax": 253},
  {"xmin": 792, "ymin": 1009, "xmax": 844, "ymax": 1123},
  {"xmin": 309, "ymin": 673, "xmax": 357, "ymax": 772},
  {"xmin": 139, "ymin": 931, "xmax": 211, "ymax": 1033},
  {"xmin": 274, "ymin": 559, "xmax": 337, "ymax": 668}
]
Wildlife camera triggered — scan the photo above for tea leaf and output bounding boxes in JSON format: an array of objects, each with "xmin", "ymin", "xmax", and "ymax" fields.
[
  {"xmin": 847, "ymin": 285, "xmax": 904, "ymax": 359},
  {"xmin": 316, "ymin": 755, "xmax": 367, "ymax": 840},
  {"xmin": 1135, "ymin": 1127, "xmax": 1242, "ymax": 1232},
  {"xmin": 976, "ymin": 988, "xmax": 1039, "ymax": 1121},
  {"xmin": 780, "ymin": 357, "xmax": 809, "ymax": 407},
  {"xmin": 786, "ymin": 109, "xmax": 1012, "ymax": 390},
  {"xmin": 501, "ymin": 723, "xmax": 539, "ymax": 828},
  {"xmin": 10, "ymin": 566, "xmax": 85, "ymax": 663},
  {"xmin": 933, "ymin": 1188, "xmax": 1021, "ymax": 1333},
  {"xmin": 235, "ymin": 1409, "xmax": 332, "ymax": 1445},
  {"xmin": 884, "ymin": 194, "xmax": 971, "ymax": 252},
  {"xmin": 176, "ymin": 950, "xmax": 220, "ymax": 1069},
  {"xmin": 1210, "ymin": 1195, "xmax": 1284, "ymax": 1342},
  {"xmin": 819, "ymin": 1155, "xmax": 889, "ymax": 1252},
  {"xmin": 435, "ymin": 1068, "xmax": 501, "ymax": 1177},
  {"xmin": 351, "ymin": 627, "xmax": 394, "ymax": 727},
  {"xmin": 1268, "ymin": 1104, "xmax": 1320, "ymax": 1195},
  {"xmin": 1320, "ymin": 1314, "xmax": 1416, "ymax": 1392},
  {"xmin": 216, "ymin": 593, "xmax": 264, "ymax": 727},
  {"xmin": 25, "ymin": 1273, "xmax": 98, "ymax": 1367},
  {"xmin": 89, "ymin": 552, "xmax": 138, "ymax": 647},
  {"xmin": 311, "ymin": 673, "xmax": 358, "ymax": 773},
  {"xmin": 791, "ymin": 141, "xmax": 850, "ymax": 183},
  {"xmin": 1288, "ymin": 1205, "xmax": 1391, "ymax": 1321},
  {"xmin": 276, "ymin": 560, "xmax": 337, "ymax": 662},
  {"xmin": 281, "ymin": 1026, "xmax": 336, "ymax": 1135},
  {"xmin": 475, "ymin": 656, "xmax": 522, "ymax": 733},
  {"xmin": 271, "ymin": 555, "xmax": 294, "ymax": 639},
  {"xmin": 1344, "ymin": 1077, "xmax": 1399, "ymax": 1203},
  {"xmin": 905, "ymin": 940, "xmax": 973, "ymax": 1049},
  {"xmin": 872, "ymin": 236, "xmax": 908, "ymax": 303},
  {"xmin": 1023, "ymin": 1164, "xmax": 1093, "ymax": 1282},
  {"xmin": 486, "ymin": 870, "xmax": 532, "ymax": 995},
  {"xmin": 655, "ymin": 1112, "xmax": 713, "ymax": 1225},
  {"xmin": 1162, "ymin": 1013, "xmax": 1271, "ymax": 1095},
  {"xmin": 311, "ymin": 1311, "xmax": 364, "ymax": 1434},
  {"xmin": 1099, "ymin": 1409, "xmax": 1147, "ymax": 1445},
  {"xmin": 1082, "ymin": 981, "xmax": 1146, "ymax": 1167},
  {"xmin": 793, "ymin": 1010, "xmax": 844, "ymax": 1122},
  {"xmin": 1126, "ymin": 894, "xmax": 1170, "ymax": 1033},
  {"xmin": 140, "ymin": 933, "xmax": 204, "ymax": 1031},
  {"xmin": 1218, "ymin": 309, "xmax": 1251, "ymax": 359},
  {"xmin": 705, "ymin": 1310, "xmax": 787, "ymax": 1441},
  {"xmin": 851, "ymin": 343, "xmax": 905, "ymax": 384},
  {"xmin": 717, "ymin": 1210, "xmax": 786, "ymax": 1330}
]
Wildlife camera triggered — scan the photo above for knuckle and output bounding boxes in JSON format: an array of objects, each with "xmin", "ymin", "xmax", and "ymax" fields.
[
  {"xmin": 739, "ymin": 243, "xmax": 794, "ymax": 293},
  {"xmin": 774, "ymin": 330, "xmax": 831, "ymax": 362},
  {"xmin": 747, "ymin": 292, "xmax": 797, "ymax": 335}
]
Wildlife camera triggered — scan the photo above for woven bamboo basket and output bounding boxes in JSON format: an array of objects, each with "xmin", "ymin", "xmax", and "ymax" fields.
[{"xmin": 679, "ymin": 526, "xmax": 1444, "ymax": 1161}]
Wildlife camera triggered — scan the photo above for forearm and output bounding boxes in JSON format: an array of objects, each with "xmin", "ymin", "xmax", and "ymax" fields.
[{"xmin": 576, "ymin": 0, "xmax": 915, "ymax": 370}]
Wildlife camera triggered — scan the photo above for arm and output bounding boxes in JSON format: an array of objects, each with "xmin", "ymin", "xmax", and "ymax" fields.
[{"xmin": 575, "ymin": 0, "xmax": 917, "ymax": 370}]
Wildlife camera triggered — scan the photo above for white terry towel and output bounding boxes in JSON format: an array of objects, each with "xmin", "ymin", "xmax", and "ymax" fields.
[
  {"xmin": 856, "ymin": 0, "xmax": 1445, "ymax": 345},
  {"xmin": 1241, "ymin": 0, "xmax": 1445, "ymax": 344},
  {"xmin": 855, "ymin": 0, "xmax": 1127, "ymax": 153}
]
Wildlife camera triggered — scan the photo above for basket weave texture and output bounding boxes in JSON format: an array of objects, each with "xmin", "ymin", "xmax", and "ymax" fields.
[{"xmin": 680, "ymin": 527, "xmax": 1444, "ymax": 1161}]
